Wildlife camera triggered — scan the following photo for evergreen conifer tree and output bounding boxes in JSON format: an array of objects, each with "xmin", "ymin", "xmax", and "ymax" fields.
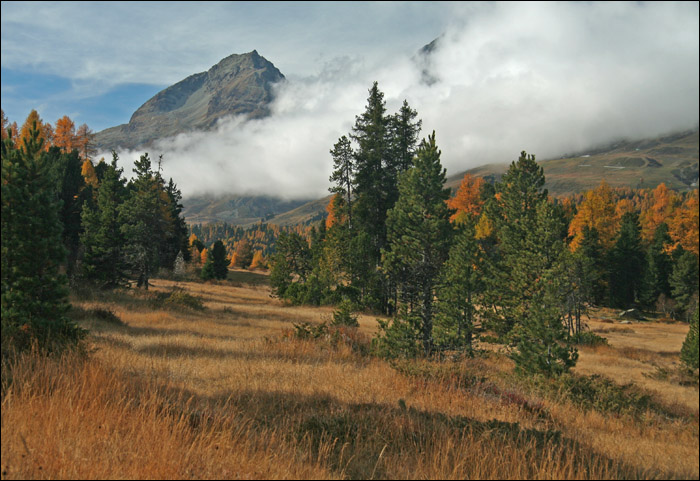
[
  {"xmin": 435, "ymin": 217, "xmax": 482, "ymax": 355},
  {"xmin": 211, "ymin": 240, "xmax": 229, "ymax": 279},
  {"xmin": 484, "ymin": 151, "xmax": 549, "ymax": 338},
  {"xmin": 381, "ymin": 132, "xmax": 454, "ymax": 357},
  {"xmin": 81, "ymin": 152, "xmax": 128, "ymax": 288},
  {"xmin": 608, "ymin": 212, "xmax": 645, "ymax": 308},
  {"xmin": 669, "ymin": 250, "xmax": 699, "ymax": 321},
  {"xmin": 119, "ymin": 153, "xmax": 172, "ymax": 289},
  {"xmin": 680, "ymin": 309, "xmax": 699, "ymax": 371},
  {"xmin": 1, "ymin": 122, "xmax": 83, "ymax": 349}
]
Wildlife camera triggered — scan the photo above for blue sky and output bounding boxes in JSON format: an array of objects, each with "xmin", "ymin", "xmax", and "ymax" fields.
[{"xmin": 2, "ymin": 2, "xmax": 698, "ymax": 198}]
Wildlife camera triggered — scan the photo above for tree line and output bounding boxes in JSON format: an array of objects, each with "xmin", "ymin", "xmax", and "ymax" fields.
[
  {"xmin": 270, "ymin": 82, "xmax": 700, "ymax": 375},
  {"xmin": 2, "ymin": 110, "xmax": 189, "ymax": 351}
]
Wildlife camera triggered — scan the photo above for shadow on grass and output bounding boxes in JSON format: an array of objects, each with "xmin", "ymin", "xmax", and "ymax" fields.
[{"xmin": 135, "ymin": 381, "xmax": 656, "ymax": 480}]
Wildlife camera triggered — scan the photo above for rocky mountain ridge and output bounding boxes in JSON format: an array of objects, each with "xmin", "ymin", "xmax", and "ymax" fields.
[{"xmin": 94, "ymin": 50, "xmax": 284, "ymax": 151}]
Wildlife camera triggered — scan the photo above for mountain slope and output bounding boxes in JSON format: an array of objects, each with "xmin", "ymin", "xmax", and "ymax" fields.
[
  {"xmin": 94, "ymin": 50, "xmax": 284, "ymax": 151},
  {"xmin": 446, "ymin": 129, "xmax": 699, "ymax": 195}
]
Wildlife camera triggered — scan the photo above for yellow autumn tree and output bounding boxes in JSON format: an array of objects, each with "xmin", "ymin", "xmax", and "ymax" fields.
[
  {"xmin": 81, "ymin": 159, "xmax": 99, "ymax": 190},
  {"xmin": 446, "ymin": 173, "xmax": 485, "ymax": 224},
  {"xmin": 325, "ymin": 193, "xmax": 346, "ymax": 229},
  {"xmin": 19, "ymin": 110, "xmax": 51, "ymax": 151},
  {"xmin": 200, "ymin": 247, "xmax": 209, "ymax": 265},
  {"xmin": 668, "ymin": 190, "xmax": 699, "ymax": 256},
  {"xmin": 54, "ymin": 115, "xmax": 76, "ymax": 153},
  {"xmin": 640, "ymin": 183, "xmax": 678, "ymax": 241},
  {"xmin": 250, "ymin": 251, "xmax": 266, "ymax": 270},
  {"xmin": 614, "ymin": 198, "xmax": 635, "ymax": 219},
  {"xmin": 568, "ymin": 181, "xmax": 619, "ymax": 250}
]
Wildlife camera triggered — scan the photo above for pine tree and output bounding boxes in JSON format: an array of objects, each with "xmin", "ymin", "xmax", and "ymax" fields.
[
  {"xmin": 350, "ymin": 83, "xmax": 391, "ymax": 290},
  {"xmin": 200, "ymin": 254, "xmax": 216, "ymax": 280},
  {"xmin": 81, "ymin": 152, "xmax": 128, "ymax": 288},
  {"xmin": 119, "ymin": 153, "xmax": 171, "ymax": 289},
  {"xmin": 484, "ymin": 151, "xmax": 549, "ymax": 338},
  {"xmin": 1, "ymin": 121, "xmax": 84, "ymax": 350},
  {"xmin": 510, "ymin": 201, "xmax": 577, "ymax": 376},
  {"xmin": 680, "ymin": 309, "xmax": 699, "ymax": 371},
  {"xmin": 47, "ymin": 147, "xmax": 88, "ymax": 279},
  {"xmin": 608, "ymin": 211, "xmax": 645, "ymax": 308},
  {"xmin": 329, "ymin": 135, "xmax": 354, "ymax": 229},
  {"xmin": 577, "ymin": 225, "xmax": 606, "ymax": 305},
  {"xmin": 269, "ymin": 231, "xmax": 312, "ymax": 300},
  {"xmin": 669, "ymin": 250, "xmax": 699, "ymax": 321},
  {"xmin": 211, "ymin": 240, "xmax": 229, "ymax": 279},
  {"xmin": 435, "ymin": 217, "xmax": 483, "ymax": 355},
  {"xmin": 381, "ymin": 132, "xmax": 454, "ymax": 357}
]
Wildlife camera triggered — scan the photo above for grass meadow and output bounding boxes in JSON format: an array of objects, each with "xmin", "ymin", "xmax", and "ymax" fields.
[{"xmin": 2, "ymin": 270, "xmax": 698, "ymax": 479}]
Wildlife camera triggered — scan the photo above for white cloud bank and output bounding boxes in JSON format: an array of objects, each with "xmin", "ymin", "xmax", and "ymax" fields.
[{"xmin": 98, "ymin": 2, "xmax": 698, "ymax": 199}]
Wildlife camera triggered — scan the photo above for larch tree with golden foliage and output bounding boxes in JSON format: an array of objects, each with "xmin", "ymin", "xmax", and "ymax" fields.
[
  {"xmin": 54, "ymin": 115, "xmax": 76, "ymax": 153},
  {"xmin": 668, "ymin": 190, "xmax": 699, "ymax": 257},
  {"xmin": 640, "ymin": 183, "xmax": 677, "ymax": 242},
  {"xmin": 568, "ymin": 181, "xmax": 619, "ymax": 251},
  {"xmin": 446, "ymin": 173, "xmax": 486, "ymax": 224}
]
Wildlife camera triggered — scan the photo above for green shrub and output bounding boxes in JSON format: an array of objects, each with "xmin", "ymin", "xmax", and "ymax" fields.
[
  {"xmin": 571, "ymin": 331, "xmax": 608, "ymax": 346},
  {"xmin": 152, "ymin": 288, "xmax": 205, "ymax": 311},
  {"xmin": 292, "ymin": 321, "xmax": 328, "ymax": 340},
  {"xmin": 680, "ymin": 309, "xmax": 698, "ymax": 371},
  {"xmin": 330, "ymin": 299, "xmax": 359, "ymax": 327}
]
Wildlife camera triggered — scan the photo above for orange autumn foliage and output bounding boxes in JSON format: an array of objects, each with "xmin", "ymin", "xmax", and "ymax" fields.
[
  {"xmin": 569, "ymin": 181, "xmax": 619, "ymax": 251},
  {"xmin": 668, "ymin": 189, "xmax": 699, "ymax": 256},
  {"xmin": 54, "ymin": 115, "xmax": 76, "ymax": 153},
  {"xmin": 19, "ymin": 109, "xmax": 51, "ymax": 152},
  {"xmin": 447, "ymin": 174, "xmax": 485, "ymax": 224},
  {"xmin": 250, "ymin": 251, "xmax": 266, "ymax": 270},
  {"xmin": 640, "ymin": 183, "xmax": 678, "ymax": 242},
  {"xmin": 81, "ymin": 159, "xmax": 99, "ymax": 191},
  {"xmin": 325, "ymin": 193, "xmax": 346, "ymax": 229}
]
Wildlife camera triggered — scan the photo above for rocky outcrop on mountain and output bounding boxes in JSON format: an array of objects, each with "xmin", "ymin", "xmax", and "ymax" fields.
[{"xmin": 94, "ymin": 50, "xmax": 284, "ymax": 151}]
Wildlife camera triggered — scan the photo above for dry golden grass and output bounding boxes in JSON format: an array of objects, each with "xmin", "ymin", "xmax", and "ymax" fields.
[{"xmin": 2, "ymin": 275, "xmax": 698, "ymax": 479}]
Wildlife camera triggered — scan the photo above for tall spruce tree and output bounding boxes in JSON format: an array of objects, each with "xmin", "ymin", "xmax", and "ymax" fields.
[
  {"xmin": 484, "ymin": 151, "xmax": 549, "ymax": 338},
  {"xmin": 381, "ymin": 132, "xmax": 454, "ymax": 357},
  {"xmin": 329, "ymin": 135, "xmax": 354, "ymax": 230},
  {"xmin": 608, "ymin": 211, "xmax": 645, "ymax": 308},
  {"xmin": 48, "ymin": 147, "xmax": 87, "ymax": 279},
  {"xmin": 211, "ymin": 240, "xmax": 229, "ymax": 280},
  {"xmin": 80, "ymin": 151, "xmax": 128, "ymax": 288},
  {"xmin": 435, "ymin": 216, "xmax": 483, "ymax": 355},
  {"xmin": 578, "ymin": 225, "xmax": 607, "ymax": 305},
  {"xmin": 119, "ymin": 153, "xmax": 172, "ymax": 289},
  {"xmin": 509, "ymin": 200, "xmax": 577, "ymax": 376},
  {"xmin": 670, "ymin": 250, "xmax": 699, "ymax": 321},
  {"xmin": 1, "ymin": 122, "xmax": 83, "ymax": 350}
]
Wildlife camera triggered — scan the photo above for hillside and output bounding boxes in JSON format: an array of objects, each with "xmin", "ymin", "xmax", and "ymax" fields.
[
  {"xmin": 94, "ymin": 51, "xmax": 285, "ymax": 151},
  {"xmin": 182, "ymin": 194, "xmax": 315, "ymax": 227},
  {"xmin": 446, "ymin": 129, "xmax": 699, "ymax": 195}
]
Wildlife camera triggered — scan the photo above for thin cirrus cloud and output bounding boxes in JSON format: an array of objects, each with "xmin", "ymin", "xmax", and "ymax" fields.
[{"xmin": 2, "ymin": 2, "xmax": 698, "ymax": 200}]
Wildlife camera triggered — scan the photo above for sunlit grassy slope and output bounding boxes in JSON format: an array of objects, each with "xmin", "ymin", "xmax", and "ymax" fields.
[
  {"xmin": 2, "ymin": 271, "xmax": 698, "ymax": 479},
  {"xmin": 445, "ymin": 129, "xmax": 699, "ymax": 196}
]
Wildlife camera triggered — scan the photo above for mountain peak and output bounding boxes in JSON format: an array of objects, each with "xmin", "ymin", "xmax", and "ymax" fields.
[{"xmin": 95, "ymin": 51, "xmax": 285, "ymax": 151}]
